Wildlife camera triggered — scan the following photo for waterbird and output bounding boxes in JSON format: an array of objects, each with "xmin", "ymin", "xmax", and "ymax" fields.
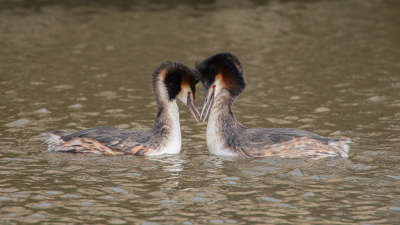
[
  {"xmin": 194, "ymin": 52, "xmax": 350, "ymax": 158},
  {"xmin": 46, "ymin": 61, "xmax": 200, "ymax": 156}
]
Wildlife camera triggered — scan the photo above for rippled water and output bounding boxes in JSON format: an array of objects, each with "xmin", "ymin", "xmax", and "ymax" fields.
[{"xmin": 1, "ymin": 0, "xmax": 400, "ymax": 224}]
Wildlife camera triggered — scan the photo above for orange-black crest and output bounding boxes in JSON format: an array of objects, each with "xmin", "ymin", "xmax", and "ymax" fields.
[
  {"xmin": 194, "ymin": 52, "xmax": 246, "ymax": 97},
  {"xmin": 152, "ymin": 61, "xmax": 199, "ymax": 101}
]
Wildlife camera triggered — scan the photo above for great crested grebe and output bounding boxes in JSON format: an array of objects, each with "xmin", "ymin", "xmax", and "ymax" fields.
[
  {"xmin": 194, "ymin": 52, "xmax": 350, "ymax": 158},
  {"xmin": 46, "ymin": 61, "xmax": 200, "ymax": 156}
]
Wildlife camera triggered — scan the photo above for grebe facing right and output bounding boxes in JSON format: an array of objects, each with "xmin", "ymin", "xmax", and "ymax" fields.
[
  {"xmin": 195, "ymin": 52, "xmax": 350, "ymax": 158},
  {"xmin": 46, "ymin": 61, "xmax": 199, "ymax": 156}
]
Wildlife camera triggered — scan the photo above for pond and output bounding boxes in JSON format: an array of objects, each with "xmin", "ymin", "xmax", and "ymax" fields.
[{"xmin": 1, "ymin": 0, "xmax": 400, "ymax": 224}]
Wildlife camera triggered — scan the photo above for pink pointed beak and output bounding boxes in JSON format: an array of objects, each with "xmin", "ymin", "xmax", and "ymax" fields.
[
  {"xmin": 187, "ymin": 92, "xmax": 200, "ymax": 123},
  {"xmin": 200, "ymin": 85, "xmax": 215, "ymax": 122}
]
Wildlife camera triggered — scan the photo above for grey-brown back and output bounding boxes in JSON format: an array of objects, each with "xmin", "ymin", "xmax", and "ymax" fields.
[{"xmin": 52, "ymin": 126, "xmax": 153, "ymax": 151}]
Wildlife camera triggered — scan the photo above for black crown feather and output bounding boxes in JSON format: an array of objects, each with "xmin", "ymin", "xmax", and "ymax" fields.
[{"xmin": 195, "ymin": 52, "xmax": 246, "ymax": 97}]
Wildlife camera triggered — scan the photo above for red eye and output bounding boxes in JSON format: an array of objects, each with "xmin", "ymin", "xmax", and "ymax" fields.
[
  {"xmin": 188, "ymin": 92, "xmax": 191, "ymax": 95},
  {"xmin": 212, "ymin": 85, "xmax": 216, "ymax": 88}
]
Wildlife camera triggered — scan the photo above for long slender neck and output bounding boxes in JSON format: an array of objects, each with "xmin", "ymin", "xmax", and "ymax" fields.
[
  {"xmin": 151, "ymin": 94, "xmax": 180, "ymax": 137},
  {"xmin": 206, "ymin": 89, "xmax": 243, "ymax": 156},
  {"xmin": 208, "ymin": 89, "xmax": 241, "ymax": 129},
  {"xmin": 148, "ymin": 80, "xmax": 181, "ymax": 154}
]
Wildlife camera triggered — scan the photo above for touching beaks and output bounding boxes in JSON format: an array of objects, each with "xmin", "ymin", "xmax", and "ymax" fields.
[
  {"xmin": 201, "ymin": 85, "xmax": 216, "ymax": 122},
  {"xmin": 187, "ymin": 92, "xmax": 200, "ymax": 123}
]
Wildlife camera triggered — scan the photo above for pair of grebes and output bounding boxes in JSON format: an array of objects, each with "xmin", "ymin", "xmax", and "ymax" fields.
[{"xmin": 47, "ymin": 52, "xmax": 350, "ymax": 158}]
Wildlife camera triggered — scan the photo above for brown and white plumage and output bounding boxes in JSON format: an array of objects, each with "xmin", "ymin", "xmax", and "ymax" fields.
[
  {"xmin": 46, "ymin": 61, "xmax": 199, "ymax": 156},
  {"xmin": 194, "ymin": 52, "xmax": 350, "ymax": 158}
]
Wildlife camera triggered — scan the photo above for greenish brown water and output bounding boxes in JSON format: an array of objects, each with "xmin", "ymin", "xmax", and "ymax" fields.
[{"xmin": 1, "ymin": 0, "xmax": 400, "ymax": 224}]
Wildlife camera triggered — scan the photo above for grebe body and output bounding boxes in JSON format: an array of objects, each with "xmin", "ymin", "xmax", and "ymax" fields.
[
  {"xmin": 195, "ymin": 52, "xmax": 350, "ymax": 158},
  {"xmin": 46, "ymin": 61, "xmax": 199, "ymax": 156}
]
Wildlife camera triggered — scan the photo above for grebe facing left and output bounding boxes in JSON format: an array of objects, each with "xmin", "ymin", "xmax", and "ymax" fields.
[
  {"xmin": 195, "ymin": 52, "xmax": 350, "ymax": 158},
  {"xmin": 46, "ymin": 61, "xmax": 199, "ymax": 156}
]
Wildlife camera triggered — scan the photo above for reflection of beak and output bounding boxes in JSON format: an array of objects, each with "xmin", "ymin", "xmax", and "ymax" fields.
[
  {"xmin": 187, "ymin": 94, "xmax": 200, "ymax": 123},
  {"xmin": 201, "ymin": 87, "xmax": 215, "ymax": 122}
]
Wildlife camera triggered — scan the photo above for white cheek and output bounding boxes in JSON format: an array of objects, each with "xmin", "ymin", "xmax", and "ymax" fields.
[
  {"xmin": 212, "ymin": 79, "xmax": 223, "ymax": 96},
  {"xmin": 178, "ymin": 86, "xmax": 190, "ymax": 104}
]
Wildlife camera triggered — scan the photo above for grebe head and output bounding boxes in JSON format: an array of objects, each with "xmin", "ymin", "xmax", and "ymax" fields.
[
  {"xmin": 152, "ymin": 61, "xmax": 200, "ymax": 122},
  {"xmin": 194, "ymin": 52, "xmax": 246, "ymax": 121}
]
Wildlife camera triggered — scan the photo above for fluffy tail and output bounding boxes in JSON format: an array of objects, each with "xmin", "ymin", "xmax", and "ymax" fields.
[
  {"xmin": 45, "ymin": 131, "xmax": 70, "ymax": 151},
  {"xmin": 328, "ymin": 138, "xmax": 351, "ymax": 157}
]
